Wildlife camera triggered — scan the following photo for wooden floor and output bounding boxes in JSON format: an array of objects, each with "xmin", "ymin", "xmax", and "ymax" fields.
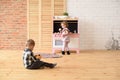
[{"xmin": 0, "ymin": 50, "xmax": 120, "ymax": 80}]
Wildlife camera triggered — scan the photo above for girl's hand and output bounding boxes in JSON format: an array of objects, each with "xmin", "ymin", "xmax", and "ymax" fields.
[
  {"xmin": 59, "ymin": 28, "xmax": 62, "ymax": 31},
  {"xmin": 59, "ymin": 28, "xmax": 62, "ymax": 33}
]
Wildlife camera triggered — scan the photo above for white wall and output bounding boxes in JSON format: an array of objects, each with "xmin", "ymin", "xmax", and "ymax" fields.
[{"xmin": 67, "ymin": 0, "xmax": 120, "ymax": 50}]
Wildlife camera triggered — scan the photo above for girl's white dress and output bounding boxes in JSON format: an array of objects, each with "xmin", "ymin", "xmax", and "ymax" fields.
[{"xmin": 62, "ymin": 28, "xmax": 70, "ymax": 42}]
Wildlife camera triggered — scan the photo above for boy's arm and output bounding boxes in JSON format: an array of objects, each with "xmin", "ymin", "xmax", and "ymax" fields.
[
  {"xmin": 31, "ymin": 56, "xmax": 37, "ymax": 61},
  {"xmin": 30, "ymin": 52, "xmax": 38, "ymax": 61},
  {"xmin": 35, "ymin": 54, "xmax": 41, "ymax": 60}
]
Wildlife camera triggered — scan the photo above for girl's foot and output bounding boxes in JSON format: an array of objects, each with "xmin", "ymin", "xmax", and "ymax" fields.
[
  {"xmin": 67, "ymin": 51, "xmax": 70, "ymax": 55},
  {"xmin": 62, "ymin": 51, "xmax": 65, "ymax": 55}
]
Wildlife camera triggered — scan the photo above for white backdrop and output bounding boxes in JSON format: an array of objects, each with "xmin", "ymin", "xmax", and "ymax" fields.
[{"xmin": 67, "ymin": 0, "xmax": 120, "ymax": 50}]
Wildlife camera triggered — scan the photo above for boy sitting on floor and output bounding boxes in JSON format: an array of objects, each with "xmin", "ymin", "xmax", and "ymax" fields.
[{"xmin": 23, "ymin": 39, "xmax": 57, "ymax": 69}]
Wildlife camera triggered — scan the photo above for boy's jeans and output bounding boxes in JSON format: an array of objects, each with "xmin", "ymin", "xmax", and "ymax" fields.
[{"xmin": 27, "ymin": 60, "xmax": 54, "ymax": 69}]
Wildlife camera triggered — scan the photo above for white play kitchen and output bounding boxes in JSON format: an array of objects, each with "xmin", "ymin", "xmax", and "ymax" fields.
[{"xmin": 52, "ymin": 16, "xmax": 80, "ymax": 54}]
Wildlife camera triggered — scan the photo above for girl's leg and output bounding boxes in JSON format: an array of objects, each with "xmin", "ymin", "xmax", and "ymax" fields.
[
  {"xmin": 63, "ymin": 41, "xmax": 69, "ymax": 51},
  {"xmin": 65, "ymin": 41, "xmax": 69, "ymax": 51},
  {"xmin": 62, "ymin": 41, "xmax": 70, "ymax": 55},
  {"xmin": 62, "ymin": 41, "xmax": 66, "ymax": 55},
  {"xmin": 65, "ymin": 41, "xmax": 70, "ymax": 55},
  {"xmin": 62, "ymin": 41, "xmax": 65, "ymax": 51}
]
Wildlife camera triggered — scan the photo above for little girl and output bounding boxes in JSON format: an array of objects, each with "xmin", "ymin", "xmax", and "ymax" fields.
[{"xmin": 60, "ymin": 21, "xmax": 70, "ymax": 55}]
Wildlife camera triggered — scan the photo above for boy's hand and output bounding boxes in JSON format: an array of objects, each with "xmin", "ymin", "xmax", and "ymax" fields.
[{"xmin": 35, "ymin": 54, "xmax": 41, "ymax": 59}]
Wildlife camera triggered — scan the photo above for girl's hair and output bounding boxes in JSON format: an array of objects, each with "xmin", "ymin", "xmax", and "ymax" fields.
[
  {"xmin": 61, "ymin": 21, "xmax": 68, "ymax": 27},
  {"xmin": 26, "ymin": 39, "xmax": 35, "ymax": 47}
]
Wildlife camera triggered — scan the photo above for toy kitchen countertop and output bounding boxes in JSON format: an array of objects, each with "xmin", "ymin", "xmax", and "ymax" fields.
[{"xmin": 53, "ymin": 33, "xmax": 79, "ymax": 38}]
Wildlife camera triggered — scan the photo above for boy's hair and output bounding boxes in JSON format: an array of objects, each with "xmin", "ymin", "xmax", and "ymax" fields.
[
  {"xmin": 26, "ymin": 39, "xmax": 35, "ymax": 47},
  {"xmin": 61, "ymin": 21, "xmax": 68, "ymax": 27}
]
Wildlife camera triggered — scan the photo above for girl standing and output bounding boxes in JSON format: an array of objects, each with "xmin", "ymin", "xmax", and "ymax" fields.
[{"xmin": 60, "ymin": 21, "xmax": 70, "ymax": 55}]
